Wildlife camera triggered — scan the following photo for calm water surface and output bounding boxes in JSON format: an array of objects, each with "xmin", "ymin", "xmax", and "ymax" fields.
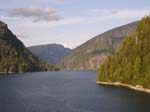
[{"xmin": 0, "ymin": 71, "xmax": 150, "ymax": 112}]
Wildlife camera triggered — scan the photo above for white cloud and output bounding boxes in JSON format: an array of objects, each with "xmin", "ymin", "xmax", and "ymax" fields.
[
  {"xmin": 7, "ymin": 7, "xmax": 61, "ymax": 22},
  {"xmin": 14, "ymin": 32, "xmax": 28, "ymax": 39},
  {"xmin": 1, "ymin": 7, "xmax": 150, "ymax": 49},
  {"xmin": 75, "ymin": 8, "xmax": 148, "ymax": 27},
  {"xmin": 62, "ymin": 43, "xmax": 79, "ymax": 49},
  {"xmin": 47, "ymin": 17, "xmax": 84, "ymax": 26},
  {"xmin": 36, "ymin": 8, "xmax": 148, "ymax": 27},
  {"xmin": 4, "ymin": 7, "xmax": 149, "ymax": 27},
  {"xmin": 89, "ymin": 8, "xmax": 112, "ymax": 13},
  {"xmin": 111, "ymin": 9, "xmax": 150, "ymax": 19},
  {"xmin": 88, "ymin": 8, "xmax": 150, "ymax": 20},
  {"xmin": 23, "ymin": 16, "xmax": 84, "ymax": 28}
]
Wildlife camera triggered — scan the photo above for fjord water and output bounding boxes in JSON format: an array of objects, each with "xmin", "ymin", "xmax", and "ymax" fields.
[{"xmin": 0, "ymin": 71, "xmax": 150, "ymax": 112}]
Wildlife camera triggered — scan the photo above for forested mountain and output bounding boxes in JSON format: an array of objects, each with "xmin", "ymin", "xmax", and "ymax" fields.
[
  {"xmin": 60, "ymin": 21, "xmax": 138, "ymax": 70},
  {"xmin": 0, "ymin": 21, "xmax": 58, "ymax": 74},
  {"xmin": 28, "ymin": 44, "xmax": 71, "ymax": 64},
  {"xmin": 98, "ymin": 17, "xmax": 150, "ymax": 88}
]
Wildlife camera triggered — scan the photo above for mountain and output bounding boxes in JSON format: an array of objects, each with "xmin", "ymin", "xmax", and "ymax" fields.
[
  {"xmin": 28, "ymin": 44, "xmax": 71, "ymax": 64},
  {"xmin": 60, "ymin": 21, "xmax": 138, "ymax": 70},
  {"xmin": 97, "ymin": 17, "xmax": 150, "ymax": 88},
  {"xmin": 0, "ymin": 21, "xmax": 58, "ymax": 74}
]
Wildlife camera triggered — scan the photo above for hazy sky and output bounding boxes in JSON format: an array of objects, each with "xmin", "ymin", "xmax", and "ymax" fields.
[{"xmin": 0, "ymin": 0, "xmax": 150, "ymax": 48}]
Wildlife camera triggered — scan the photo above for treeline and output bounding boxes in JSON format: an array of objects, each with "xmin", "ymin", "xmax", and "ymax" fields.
[
  {"xmin": 98, "ymin": 17, "xmax": 150, "ymax": 88},
  {"xmin": 0, "ymin": 40, "xmax": 58, "ymax": 73}
]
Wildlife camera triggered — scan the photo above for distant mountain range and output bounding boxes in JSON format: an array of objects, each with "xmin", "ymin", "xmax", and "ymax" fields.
[
  {"xmin": 28, "ymin": 44, "xmax": 71, "ymax": 64},
  {"xmin": 60, "ymin": 21, "xmax": 139, "ymax": 70},
  {"xmin": 0, "ymin": 21, "xmax": 58, "ymax": 74}
]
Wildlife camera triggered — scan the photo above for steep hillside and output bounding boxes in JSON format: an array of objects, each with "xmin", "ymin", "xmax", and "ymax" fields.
[
  {"xmin": 0, "ymin": 21, "xmax": 58, "ymax": 74},
  {"xmin": 28, "ymin": 44, "xmax": 71, "ymax": 64},
  {"xmin": 98, "ymin": 17, "xmax": 150, "ymax": 88},
  {"xmin": 60, "ymin": 21, "xmax": 138, "ymax": 70}
]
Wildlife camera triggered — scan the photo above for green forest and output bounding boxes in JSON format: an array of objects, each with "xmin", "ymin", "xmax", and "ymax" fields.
[
  {"xmin": 98, "ymin": 17, "xmax": 150, "ymax": 88},
  {"xmin": 0, "ymin": 21, "xmax": 58, "ymax": 74}
]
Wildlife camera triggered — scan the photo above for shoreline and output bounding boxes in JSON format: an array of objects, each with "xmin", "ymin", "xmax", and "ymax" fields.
[{"xmin": 96, "ymin": 81, "xmax": 150, "ymax": 94}]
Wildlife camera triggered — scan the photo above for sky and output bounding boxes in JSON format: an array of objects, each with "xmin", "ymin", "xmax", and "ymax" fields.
[{"xmin": 0, "ymin": 0, "xmax": 150, "ymax": 48}]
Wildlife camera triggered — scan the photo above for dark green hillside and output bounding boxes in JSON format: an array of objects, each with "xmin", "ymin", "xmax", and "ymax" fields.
[
  {"xmin": 0, "ymin": 21, "xmax": 58, "ymax": 74},
  {"xmin": 60, "ymin": 21, "xmax": 138, "ymax": 70},
  {"xmin": 98, "ymin": 17, "xmax": 150, "ymax": 88}
]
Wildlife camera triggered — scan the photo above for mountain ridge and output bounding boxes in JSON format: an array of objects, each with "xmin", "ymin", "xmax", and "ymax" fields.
[
  {"xmin": 28, "ymin": 44, "xmax": 71, "ymax": 64},
  {"xmin": 60, "ymin": 21, "xmax": 139, "ymax": 70}
]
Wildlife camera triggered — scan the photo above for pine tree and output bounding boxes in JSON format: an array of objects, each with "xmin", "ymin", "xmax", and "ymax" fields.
[{"xmin": 134, "ymin": 56, "xmax": 142, "ymax": 77}]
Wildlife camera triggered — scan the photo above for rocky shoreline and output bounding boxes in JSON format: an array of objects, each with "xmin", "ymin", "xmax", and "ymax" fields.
[{"xmin": 96, "ymin": 81, "xmax": 150, "ymax": 94}]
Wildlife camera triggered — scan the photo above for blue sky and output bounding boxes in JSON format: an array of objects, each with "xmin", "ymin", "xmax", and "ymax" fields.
[{"xmin": 0, "ymin": 0, "xmax": 150, "ymax": 48}]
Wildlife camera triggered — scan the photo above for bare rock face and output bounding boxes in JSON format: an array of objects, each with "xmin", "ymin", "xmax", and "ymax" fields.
[{"xmin": 60, "ymin": 21, "xmax": 138, "ymax": 70}]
